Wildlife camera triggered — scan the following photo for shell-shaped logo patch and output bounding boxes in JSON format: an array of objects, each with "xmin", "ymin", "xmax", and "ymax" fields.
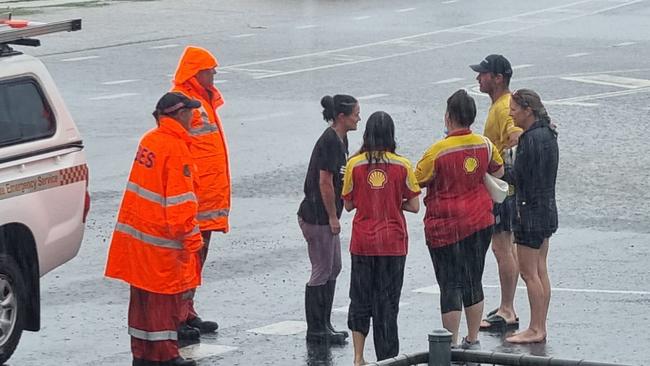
[
  {"xmin": 463, "ymin": 157, "xmax": 479, "ymax": 174},
  {"xmin": 367, "ymin": 169, "xmax": 387, "ymax": 189}
]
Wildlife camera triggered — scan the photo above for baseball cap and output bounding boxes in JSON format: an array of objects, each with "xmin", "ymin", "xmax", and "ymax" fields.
[
  {"xmin": 469, "ymin": 54, "xmax": 513, "ymax": 76},
  {"xmin": 155, "ymin": 92, "xmax": 201, "ymax": 115}
]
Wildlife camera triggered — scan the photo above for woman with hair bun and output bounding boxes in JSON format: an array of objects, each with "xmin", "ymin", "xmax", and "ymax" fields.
[
  {"xmin": 342, "ymin": 111, "xmax": 420, "ymax": 364},
  {"xmin": 298, "ymin": 94, "xmax": 360, "ymax": 344},
  {"xmin": 506, "ymin": 89, "xmax": 558, "ymax": 344}
]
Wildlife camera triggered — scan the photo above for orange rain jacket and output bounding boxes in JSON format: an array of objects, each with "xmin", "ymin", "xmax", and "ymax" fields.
[
  {"xmin": 172, "ymin": 46, "xmax": 231, "ymax": 233},
  {"xmin": 105, "ymin": 116, "xmax": 203, "ymax": 295}
]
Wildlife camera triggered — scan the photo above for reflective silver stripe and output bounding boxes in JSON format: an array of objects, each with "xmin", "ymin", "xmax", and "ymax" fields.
[
  {"xmin": 128, "ymin": 327, "xmax": 177, "ymax": 341},
  {"xmin": 197, "ymin": 208, "xmax": 229, "ymax": 220},
  {"xmin": 186, "ymin": 225, "xmax": 200, "ymax": 237},
  {"xmin": 189, "ymin": 123, "xmax": 219, "ymax": 136},
  {"xmin": 126, "ymin": 182, "xmax": 197, "ymax": 207},
  {"xmin": 115, "ymin": 223, "xmax": 183, "ymax": 250}
]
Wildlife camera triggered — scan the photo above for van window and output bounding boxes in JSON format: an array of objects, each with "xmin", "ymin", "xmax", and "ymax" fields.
[{"xmin": 0, "ymin": 78, "xmax": 56, "ymax": 147}]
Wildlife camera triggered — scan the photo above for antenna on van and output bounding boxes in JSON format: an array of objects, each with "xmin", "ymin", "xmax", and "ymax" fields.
[{"xmin": 0, "ymin": 13, "xmax": 81, "ymax": 56}]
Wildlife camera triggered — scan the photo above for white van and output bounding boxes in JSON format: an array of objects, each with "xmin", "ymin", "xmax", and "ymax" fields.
[{"xmin": 0, "ymin": 15, "xmax": 89, "ymax": 364}]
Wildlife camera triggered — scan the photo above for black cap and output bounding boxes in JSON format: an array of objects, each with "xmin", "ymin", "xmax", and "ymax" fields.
[
  {"xmin": 155, "ymin": 92, "xmax": 201, "ymax": 115},
  {"xmin": 469, "ymin": 54, "xmax": 513, "ymax": 76}
]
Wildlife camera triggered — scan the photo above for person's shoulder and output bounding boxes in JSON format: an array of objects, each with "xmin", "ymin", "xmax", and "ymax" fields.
[
  {"xmin": 347, "ymin": 153, "xmax": 366, "ymax": 167},
  {"xmin": 386, "ymin": 152, "xmax": 413, "ymax": 168}
]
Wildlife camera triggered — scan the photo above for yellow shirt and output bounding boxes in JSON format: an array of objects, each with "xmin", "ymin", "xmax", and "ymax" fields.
[{"xmin": 483, "ymin": 93, "xmax": 522, "ymax": 153}]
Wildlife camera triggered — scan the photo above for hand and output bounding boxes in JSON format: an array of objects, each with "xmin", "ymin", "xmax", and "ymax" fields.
[
  {"xmin": 328, "ymin": 217, "xmax": 341, "ymax": 235},
  {"xmin": 506, "ymin": 130, "xmax": 522, "ymax": 149}
]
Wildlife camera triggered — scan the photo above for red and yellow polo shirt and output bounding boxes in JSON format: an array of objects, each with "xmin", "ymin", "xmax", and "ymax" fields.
[
  {"xmin": 415, "ymin": 129, "xmax": 503, "ymax": 248},
  {"xmin": 342, "ymin": 152, "xmax": 420, "ymax": 256}
]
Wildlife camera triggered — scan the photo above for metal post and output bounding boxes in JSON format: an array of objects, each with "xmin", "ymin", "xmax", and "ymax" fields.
[{"xmin": 428, "ymin": 329, "xmax": 452, "ymax": 366}]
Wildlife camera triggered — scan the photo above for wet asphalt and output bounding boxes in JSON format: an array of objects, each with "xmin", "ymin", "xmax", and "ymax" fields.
[{"xmin": 4, "ymin": 0, "xmax": 650, "ymax": 365}]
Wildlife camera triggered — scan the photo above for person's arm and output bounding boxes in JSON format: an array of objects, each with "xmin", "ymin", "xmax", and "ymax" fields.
[
  {"xmin": 341, "ymin": 159, "xmax": 356, "ymax": 212},
  {"xmin": 319, "ymin": 170, "xmax": 340, "ymax": 234},
  {"xmin": 164, "ymin": 154, "xmax": 203, "ymax": 253},
  {"xmin": 414, "ymin": 149, "xmax": 435, "ymax": 188},
  {"xmin": 487, "ymin": 140, "xmax": 505, "ymax": 178},
  {"xmin": 499, "ymin": 106, "xmax": 522, "ymax": 149},
  {"xmin": 401, "ymin": 196, "xmax": 420, "ymax": 213}
]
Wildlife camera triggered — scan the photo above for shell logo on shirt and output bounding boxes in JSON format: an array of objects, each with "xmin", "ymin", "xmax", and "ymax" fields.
[
  {"xmin": 463, "ymin": 157, "xmax": 479, "ymax": 174},
  {"xmin": 367, "ymin": 169, "xmax": 387, "ymax": 189}
]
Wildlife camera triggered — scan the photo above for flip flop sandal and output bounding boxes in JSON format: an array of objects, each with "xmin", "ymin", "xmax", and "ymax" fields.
[
  {"xmin": 479, "ymin": 313, "xmax": 519, "ymax": 331},
  {"xmin": 486, "ymin": 308, "xmax": 519, "ymax": 322}
]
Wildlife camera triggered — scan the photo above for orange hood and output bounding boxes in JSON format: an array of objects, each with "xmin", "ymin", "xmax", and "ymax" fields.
[{"xmin": 173, "ymin": 46, "xmax": 219, "ymax": 84}]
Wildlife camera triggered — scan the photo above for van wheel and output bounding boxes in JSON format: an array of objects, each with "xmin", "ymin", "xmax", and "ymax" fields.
[{"xmin": 0, "ymin": 254, "xmax": 25, "ymax": 365}]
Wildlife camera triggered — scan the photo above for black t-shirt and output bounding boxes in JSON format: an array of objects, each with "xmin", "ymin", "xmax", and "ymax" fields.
[{"xmin": 298, "ymin": 127, "xmax": 349, "ymax": 225}]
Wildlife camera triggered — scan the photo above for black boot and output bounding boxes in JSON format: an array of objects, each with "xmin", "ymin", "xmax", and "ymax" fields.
[
  {"xmin": 177, "ymin": 323, "xmax": 200, "ymax": 340},
  {"xmin": 324, "ymin": 280, "xmax": 349, "ymax": 338},
  {"xmin": 187, "ymin": 316, "xmax": 219, "ymax": 333},
  {"xmin": 305, "ymin": 284, "xmax": 346, "ymax": 344}
]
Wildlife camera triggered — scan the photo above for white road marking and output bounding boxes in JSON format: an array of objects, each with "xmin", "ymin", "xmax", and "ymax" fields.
[
  {"xmin": 397, "ymin": 7, "xmax": 416, "ymax": 12},
  {"xmin": 613, "ymin": 41, "xmax": 636, "ymax": 47},
  {"xmin": 549, "ymin": 86, "xmax": 650, "ymax": 103},
  {"xmin": 333, "ymin": 302, "xmax": 409, "ymax": 313},
  {"xmin": 179, "ymin": 344, "xmax": 237, "ymax": 360},
  {"xmin": 358, "ymin": 93, "xmax": 390, "ymax": 100},
  {"xmin": 545, "ymin": 101, "xmax": 600, "ymax": 107},
  {"xmin": 247, "ymin": 320, "xmax": 307, "ymax": 335},
  {"xmin": 232, "ymin": 33, "xmax": 255, "ymax": 38},
  {"xmin": 434, "ymin": 77, "xmax": 465, "ymax": 84},
  {"xmin": 296, "ymin": 24, "xmax": 318, "ymax": 29},
  {"xmin": 149, "ymin": 44, "xmax": 179, "ymax": 49},
  {"xmin": 354, "ymin": 15, "xmax": 371, "ymax": 20},
  {"xmin": 442, "ymin": 0, "xmax": 459, "ymax": 4},
  {"xmin": 101, "ymin": 79, "xmax": 139, "ymax": 85},
  {"xmin": 414, "ymin": 284, "xmax": 650, "ymax": 296},
  {"xmin": 214, "ymin": 80, "xmax": 229, "ymax": 84},
  {"xmin": 241, "ymin": 111, "xmax": 295, "ymax": 123},
  {"xmin": 566, "ymin": 52, "xmax": 591, "ymax": 58},
  {"xmin": 512, "ymin": 64, "xmax": 534, "ymax": 70},
  {"xmin": 562, "ymin": 74, "xmax": 650, "ymax": 89},
  {"xmin": 229, "ymin": 0, "xmax": 641, "ymax": 80},
  {"xmin": 61, "ymin": 55, "xmax": 99, "ymax": 62},
  {"xmin": 89, "ymin": 93, "xmax": 139, "ymax": 101}
]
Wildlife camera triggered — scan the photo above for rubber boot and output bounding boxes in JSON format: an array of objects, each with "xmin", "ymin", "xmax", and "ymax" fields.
[
  {"xmin": 305, "ymin": 284, "xmax": 346, "ymax": 344},
  {"xmin": 325, "ymin": 280, "xmax": 349, "ymax": 338}
]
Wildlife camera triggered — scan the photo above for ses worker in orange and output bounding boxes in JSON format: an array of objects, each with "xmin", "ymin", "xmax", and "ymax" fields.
[{"xmin": 105, "ymin": 92, "xmax": 204, "ymax": 366}]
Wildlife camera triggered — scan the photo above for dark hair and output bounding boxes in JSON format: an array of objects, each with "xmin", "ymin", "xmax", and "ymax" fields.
[
  {"xmin": 320, "ymin": 94, "xmax": 358, "ymax": 122},
  {"xmin": 446, "ymin": 89, "xmax": 476, "ymax": 128},
  {"xmin": 511, "ymin": 89, "xmax": 552, "ymax": 125},
  {"xmin": 359, "ymin": 111, "xmax": 396, "ymax": 164},
  {"xmin": 499, "ymin": 73, "xmax": 512, "ymax": 87}
]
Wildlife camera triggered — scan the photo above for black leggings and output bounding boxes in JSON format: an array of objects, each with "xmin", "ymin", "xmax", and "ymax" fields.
[
  {"xmin": 348, "ymin": 255, "xmax": 406, "ymax": 361},
  {"xmin": 428, "ymin": 226, "xmax": 492, "ymax": 313}
]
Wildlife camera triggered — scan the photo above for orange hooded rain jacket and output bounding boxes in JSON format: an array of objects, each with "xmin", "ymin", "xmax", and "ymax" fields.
[
  {"xmin": 172, "ymin": 46, "xmax": 231, "ymax": 233},
  {"xmin": 105, "ymin": 116, "xmax": 203, "ymax": 295}
]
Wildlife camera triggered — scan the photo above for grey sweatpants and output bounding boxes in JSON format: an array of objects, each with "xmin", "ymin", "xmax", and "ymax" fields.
[{"xmin": 298, "ymin": 217, "xmax": 342, "ymax": 286}]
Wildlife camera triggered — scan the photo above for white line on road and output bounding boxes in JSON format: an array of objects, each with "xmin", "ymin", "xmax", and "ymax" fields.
[
  {"xmin": 179, "ymin": 344, "xmax": 237, "ymax": 360},
  {"xmin": 232, "ymin": 33, "xmax": 255, "ymax": 38},
  {"xmin": 397, "ymin": 7, "xmax": 416, "ymax": 12},
  {"xmin": 549, "ymin": 86, "xmax": 650, "ymax": 103},
  {"xmin": 214, "ymin": 80, "xmax": 229, "ymax": 84},
  {"xmin": 241, "ymin": 111, "xmax": 295, "ymax": 123},
  {"xmin": 354, "ymin": 15, "xmax": 371, "ymax": 20},
  {"xmin": 89, "ymin": 93, "xmax": 139, "ymax": 101},
  {"xmin": 101, "ymin": 79, "xmax": 139, "ymax": 85},
  {"xmin": 561, "ymin": 74, "xmax": 650, "ymax": 89},
  {"xmin": 247, "ymin": 321, "xmax": 307, "ymax": 335},
  {"xmin": 566, "ymin": 52, "xmax": 591, "ymax": 58},
  {"xmin": 296, "ymin": 24, "xmax": 318, "ymax": 29},
  {"xmin": 442, "ymin": 0, "xmax": 459, "ymax": 4},
  {"xmin": 434, "ymin": 77, "xmax": 465, "ymax": 84},
  {"xmin": 545, "ymin": 101, "xmax": 600, "ymax": 107},
  {"xmin": 613, "ymin": 41, "xmax": 636, "ymax": 47},
  {"xmin": 357, "ymin": 93, "xmax": 390, "ymax": 100},
  {"xmin": 231, "ymin": 0, "xmax": 640, "ymax": 80},
  {"xmin": 149, "ymin": 44, "xmax": 179, "ymax": 49},
  {"xmin": 414, "ymin": 285, "xmax": 650, "ymax": 296},
  {"xmin": 513, "ymin": 64, "xmax": 535, "ymax": 70},
  {"xmin": 61, "ymin": 55, "xmax": 99, "ymax": 62}
]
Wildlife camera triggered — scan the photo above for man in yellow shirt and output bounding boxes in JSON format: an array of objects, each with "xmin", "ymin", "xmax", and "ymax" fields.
[{"xmin": 470, "ymin": 54, "xmax": 522, "ymax": 331}]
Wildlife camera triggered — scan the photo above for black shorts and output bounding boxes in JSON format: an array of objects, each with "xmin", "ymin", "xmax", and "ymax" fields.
[
  {"xmin": 514, "ymin": 230, "xmax": 554, "ymax": 249},
  {"xmin": 427, "ymin": 226, "xmax": 492, "ymax": 313},
  {"xmin": 493, "ymin": 194, "xmax": 516, "ymax": 233}
]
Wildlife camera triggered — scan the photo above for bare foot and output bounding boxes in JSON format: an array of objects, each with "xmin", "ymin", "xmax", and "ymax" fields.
[
  {"xmin": 353, "ymin": 359, "xmax": 367, "ymax": 366},
  {"xmin": 506, "ymin": 328, "xmax": 546, "ymax": 344}
]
